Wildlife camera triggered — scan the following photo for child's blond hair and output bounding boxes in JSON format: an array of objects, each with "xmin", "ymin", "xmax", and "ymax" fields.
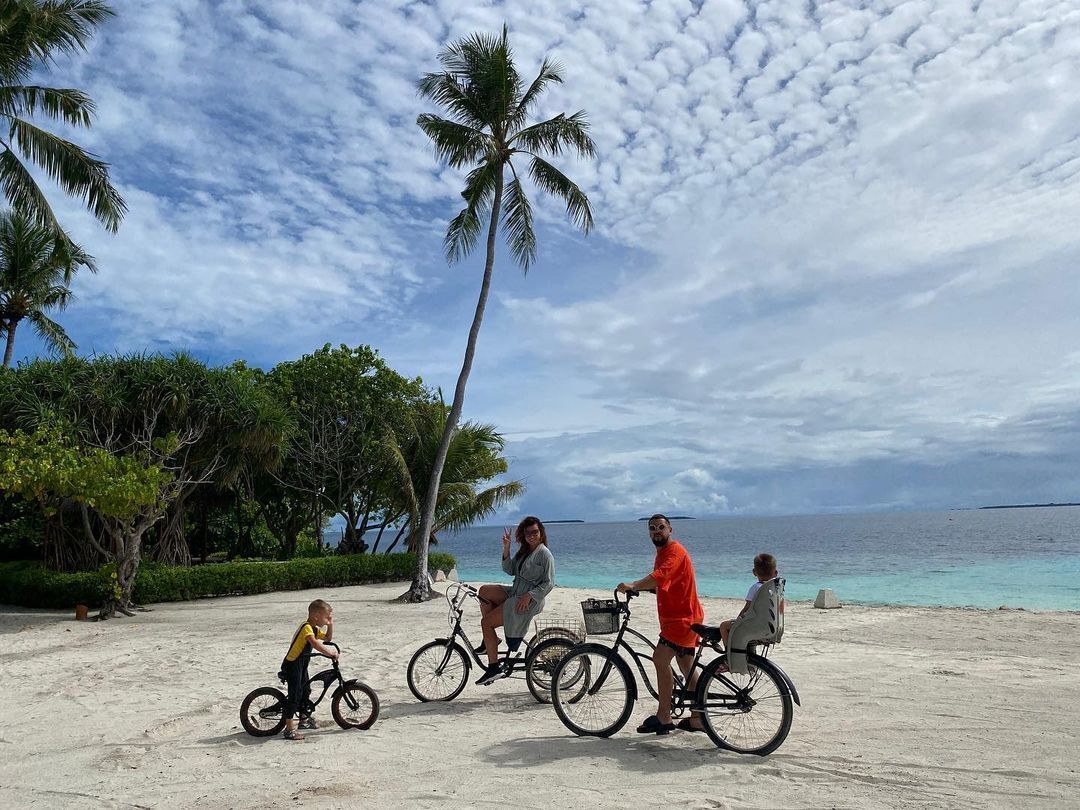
[
  {"xmin": 308, "ymin": 599, "xmax": 332, "ymax": 614},
  {"xmin": 753, "ymin": 553, "xmax": 777, "ymax": 577}
]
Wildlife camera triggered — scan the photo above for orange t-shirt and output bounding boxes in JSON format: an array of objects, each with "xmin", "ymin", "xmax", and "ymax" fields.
[{"xmin": 651, "ymin": 539, "xmax": 704, "ymax": 648}]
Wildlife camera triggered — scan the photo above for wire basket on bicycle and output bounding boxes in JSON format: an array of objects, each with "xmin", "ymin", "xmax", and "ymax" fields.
[{"xmin": 580, "ymin": 598, "xmax": 620, "ymax": 635}]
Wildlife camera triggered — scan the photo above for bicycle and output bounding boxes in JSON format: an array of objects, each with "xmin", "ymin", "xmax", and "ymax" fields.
[
  {"xmin": 240, "ymin": 642, "xmax": 380, "ymax": 736},
  {"xmin": 406, "ymin": 581, "xmax": 585, "ymax": 704},
  {"xmin": 551, "ymin": 588, "xmax": 800, "ymax": 755}
]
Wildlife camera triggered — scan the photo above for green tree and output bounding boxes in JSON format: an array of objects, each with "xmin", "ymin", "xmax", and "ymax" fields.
[
  {"xmin": 264, "ymin": 344, "xmax": 427, "ymax": 556},
  {"xmin": 381, "ymin": 400, "xmax": 523, "ymax": 556},
  {"xmin": 0, "ymin": 208, "xmax": 94, "ymax": 366},
  {"xmin": 0, "ymin": 425, "xmax": 172, "ymax": 615},
  {"xmin": 0, "ymin": 354, "xmax": 289, "ymax": 567},
  {"xmin": 411, "ymin": 25, "xmax": 595, "ymax": 599},
  {"xmin": 0, "ymin": 0, "xmax": 125, "ymax": 232}
]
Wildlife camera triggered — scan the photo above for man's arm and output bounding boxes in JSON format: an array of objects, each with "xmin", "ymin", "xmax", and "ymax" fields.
[{"xmin": 618, "ymin": 574, "xmax": 657, "ymax": 593}]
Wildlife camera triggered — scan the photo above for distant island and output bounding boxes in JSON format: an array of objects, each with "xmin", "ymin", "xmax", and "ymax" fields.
[
  {"xmin": 638, "ymin": 515, "xmax": 696, "ymax": 520},
  {"xmin": 545, "ymin": 519, "xmax": 585, "ymax": 524},
  {"xmin": 979, "ymin": 502, "xmax": 1080, "ymax": 510}
]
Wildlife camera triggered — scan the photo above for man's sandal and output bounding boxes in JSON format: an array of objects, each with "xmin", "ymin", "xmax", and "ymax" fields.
[
  {"xmin": 635, "ymin": 715, "xmax": 676, "ymax": 735},
  {"xmin": 298, "ymin": 716, "xmax": 317, "ymax": 730},
  {"xmin": 283, "ymin": 728, "xmax": 305, "ymax": 741},
  {"xmin": 676, "ymin": 718, "xmax": 705, "ymax": 733}
]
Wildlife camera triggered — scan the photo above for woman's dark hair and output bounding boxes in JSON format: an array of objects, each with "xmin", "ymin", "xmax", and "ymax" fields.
[{"xmin": 514, "ymin": 516, "xmax": 548, "ymax": 559}]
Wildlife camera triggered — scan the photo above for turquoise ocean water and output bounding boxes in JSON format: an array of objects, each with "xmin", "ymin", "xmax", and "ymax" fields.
[{"xmin": 440, "ymin": 507, "xmax": 1080, "ymax": 611}]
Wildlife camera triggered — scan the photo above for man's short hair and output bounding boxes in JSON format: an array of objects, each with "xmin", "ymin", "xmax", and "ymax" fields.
[
  {"xmin": 308, "ymin": 599, "xmax": 332, "ymax": 613},
  {"xmin": 648, "ymin": 513, "xmax": 670, "ymax": 526}
]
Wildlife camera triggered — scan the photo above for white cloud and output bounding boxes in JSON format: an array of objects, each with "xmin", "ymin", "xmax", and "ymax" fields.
[{"xmin": 18, "ymin": 0, "xmax": 1080, "ymax": 517}]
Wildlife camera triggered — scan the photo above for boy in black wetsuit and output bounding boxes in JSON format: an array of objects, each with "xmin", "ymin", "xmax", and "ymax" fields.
[{"xmin": 281, "ymin": 599, "xmax": 338, "ymax": 741}]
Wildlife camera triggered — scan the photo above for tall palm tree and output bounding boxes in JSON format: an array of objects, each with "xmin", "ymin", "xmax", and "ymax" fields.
[
  {"xmin": 0, "ymin": 0, "xmax": 125, "ymax": 233},
  {"xmin": 409, "ymin": 25, "xmax": 596, "ymax": 601},
  {"xmin": 0, "ymin": 208, "xmax": 93, "ymax": 366}
]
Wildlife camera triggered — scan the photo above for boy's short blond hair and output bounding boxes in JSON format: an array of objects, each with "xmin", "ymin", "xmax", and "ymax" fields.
[
  {"xmin": 753, "ymin": 553, "xmax": 777, "ymax": 577},
  {"xmin": 308, "ymin": 599, "xmax": 332, "ymax": 614}
]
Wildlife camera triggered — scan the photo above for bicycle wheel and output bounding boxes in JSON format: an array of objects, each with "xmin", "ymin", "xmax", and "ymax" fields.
[
  {"xmin": 552, "ymin": 643, "xmax": 634, "ymax": 737},
  {"xmin": 407, "ymin": 640, "xmax": 470, "ymax": 702},
  {"xmin": 696, "ymin": 654, "xmax": 793, "ymax": 755},
  {"xmin": 239, "ymin": 686, "xmax": 288, "ymax": 737},
  {"xmin": 332, "ymin": 681, "xmax": 380, "ymax": 729},
  {"xmin": 526, "ymin": 636, "xmax": 579, "ymax": 704}
]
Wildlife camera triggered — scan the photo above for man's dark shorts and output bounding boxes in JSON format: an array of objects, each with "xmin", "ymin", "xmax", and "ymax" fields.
[{"xmin": 658, "ymin": 635, "xmax": 695, "ymax": 657}]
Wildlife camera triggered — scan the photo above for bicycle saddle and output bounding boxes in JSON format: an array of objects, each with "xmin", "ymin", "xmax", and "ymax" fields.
[{"xmin": 691, "ymin": 623, "xmax": 722, "ymax": 643}]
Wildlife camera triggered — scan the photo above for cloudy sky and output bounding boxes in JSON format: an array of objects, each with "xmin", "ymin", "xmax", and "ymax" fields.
[{"xmin": 18, "ymin": 0, "xmax": 1080, "ymax": 520}]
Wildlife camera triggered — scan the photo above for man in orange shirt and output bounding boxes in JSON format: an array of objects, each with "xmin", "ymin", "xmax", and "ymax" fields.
[{"xmin": 617, "ymin": 514, "xmax": 705, "ymax": 734}]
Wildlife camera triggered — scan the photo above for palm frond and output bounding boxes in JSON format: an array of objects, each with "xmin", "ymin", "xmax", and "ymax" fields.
[
  {"xmin": 444, "ymin": 160, "xmax": 501, "ymax": 263},
  {"xmin": 417, "ymin": 72, "xmax": 486, "ymax": 130},
  {"xmin": 0, "ymin": 145, "xmax": 57, "ymax": 229},
  {"xmin": 511, "ymin": 111, "xmax": 596, "ymax": 159},
  {"xmin": 502, "ymin": 170, "xmax": 536, "ymax": 271},
  {"xmin": 508, "ymin": 57, "xmax": 564, "ymax": 133},
  {"xmin": 415, "ymin": 113, "xmax": 491, "ymax": 169},
  {"xmin": 27, "ymin": 310, "xmax": 75, "ymax": 357},
  {"xmin": 0, "ymin": 85, "xmax": 94, "ymax": 126},
  {"xmin": 8, "ymin": 117, "xmax": 125, "ymax": 231},
  {"xmin": 529, "ymin": 156, "xmax": 594, "ymax": 234}
]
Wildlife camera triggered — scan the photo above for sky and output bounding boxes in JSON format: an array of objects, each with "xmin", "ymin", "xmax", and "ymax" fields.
[{"xmin": 15, "ymin": 0, "xmax": 1080, "ymax": 521}]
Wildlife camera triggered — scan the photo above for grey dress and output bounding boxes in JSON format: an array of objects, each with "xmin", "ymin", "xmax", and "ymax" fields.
[{"xmin": 500, "ymin": 544, "xmax": 555, "ymax": 640}]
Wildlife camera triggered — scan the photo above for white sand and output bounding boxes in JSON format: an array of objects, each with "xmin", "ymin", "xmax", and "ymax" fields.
[{"xmin": 1, "ymin": 581, "xmax": 1078, "ymax": 809}]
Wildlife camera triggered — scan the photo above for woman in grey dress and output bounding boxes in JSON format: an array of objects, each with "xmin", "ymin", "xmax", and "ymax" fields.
[{"xmin": 475, "ymin": 515, "xmax": 555, "ymax": 685}]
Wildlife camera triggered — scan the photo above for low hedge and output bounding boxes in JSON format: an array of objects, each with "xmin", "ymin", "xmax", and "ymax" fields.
[{"xmin": 0, "ymin": 552, "xmax": 457, "ymax": 609}]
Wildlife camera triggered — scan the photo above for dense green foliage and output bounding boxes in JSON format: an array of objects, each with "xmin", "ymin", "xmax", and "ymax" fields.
[{"xmin": 0, "ymin": 552, "xmax": 457, "ymax": 608}]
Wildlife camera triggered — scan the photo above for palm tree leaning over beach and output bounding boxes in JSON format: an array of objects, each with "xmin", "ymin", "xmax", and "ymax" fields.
[
  {"xmin": 0, "ymin": 0, "xmax": 126, "ymax": 233},
  {"xmin": 409, "ymin": 25, "xmax": 596, "ymax": 601},
  {"xmin": 0, "ymin": 209, "xmax": 94, "ymax": 366}
]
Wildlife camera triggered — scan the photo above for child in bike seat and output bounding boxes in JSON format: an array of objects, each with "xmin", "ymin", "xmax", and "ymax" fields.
[
  {"xmin": 720, "ymin": 553, "xmax": 783, "ymax": 651},
  {"xmin": 280, "ymin": 599, "xmax": 338, "ymax": 741}
]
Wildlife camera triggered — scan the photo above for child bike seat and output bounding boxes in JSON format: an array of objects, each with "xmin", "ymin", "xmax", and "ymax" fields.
[{"xmin": 726, "ymin": 577, "xmax": 785, "ymax": 675}]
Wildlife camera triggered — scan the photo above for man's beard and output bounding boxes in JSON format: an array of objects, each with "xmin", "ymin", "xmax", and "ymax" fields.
[{"xmin": 651, "ymin": 537, "xmax": 668, "ymax": 547}]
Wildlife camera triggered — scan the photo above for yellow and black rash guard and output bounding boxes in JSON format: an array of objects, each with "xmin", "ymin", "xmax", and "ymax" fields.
[{"xmin": 284, "ymin": 622, "xmax": 327, "ymax": 662}]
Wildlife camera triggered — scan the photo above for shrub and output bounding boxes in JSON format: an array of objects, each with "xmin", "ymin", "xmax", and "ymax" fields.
[{"xmin": 0, "ymin": 552, "xmax": 457, "ymax": 609}]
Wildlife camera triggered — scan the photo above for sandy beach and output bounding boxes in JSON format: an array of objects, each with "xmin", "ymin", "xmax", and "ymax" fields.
[{"xmin": 1, "ymin": 581, "xmax": 1078, "ymax": 809}]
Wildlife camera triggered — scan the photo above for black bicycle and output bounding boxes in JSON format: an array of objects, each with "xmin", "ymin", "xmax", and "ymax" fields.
[
  {"xmin": 551, "ymin": 589, "xmax": 800, "ymax": 755},
  {"xmin": 240, "ymin": 642, "xmax": 380, "ymax": 736},
  {"xmin": 406, "ymin": 581, "xmax": 584, "ymax": 704}
]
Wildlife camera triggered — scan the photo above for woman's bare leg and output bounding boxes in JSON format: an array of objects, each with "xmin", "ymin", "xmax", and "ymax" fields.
[{"xmin": 478, "ymin": 585, "xmax": 508, "ymax": 665}]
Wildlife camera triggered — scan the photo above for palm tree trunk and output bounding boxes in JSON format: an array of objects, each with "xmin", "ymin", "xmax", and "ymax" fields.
[
  {"xmin": 3, "ymin": 319, "xmax": 17, "ymax": 368},
  {"xmin": 408, "ymin": 168, "xmax": 505, "ymax": 601}
]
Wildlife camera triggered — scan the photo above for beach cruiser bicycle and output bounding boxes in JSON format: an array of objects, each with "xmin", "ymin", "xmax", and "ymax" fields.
[
  {"xmin": 551, "ymin": 581, "xmax": 800, "ymax": 755},
  {"xmin": 406, "ymin": 581, "xmax": 585, "ymax": 704},
  {"xmin": 240, "ymin": 642, "xmax": 380, "ymax": 736}
]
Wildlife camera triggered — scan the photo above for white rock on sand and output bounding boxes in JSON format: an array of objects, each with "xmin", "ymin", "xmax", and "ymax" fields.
[{"xmin": 1, "ymin": 581, "xmax": 1078, "ymax": 809}]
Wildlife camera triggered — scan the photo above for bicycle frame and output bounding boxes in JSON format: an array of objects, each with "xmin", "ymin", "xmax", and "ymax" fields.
[
  {"xmin": 432, "ymin": 582, "xmax": 534, "ymax": 678},
  {"xmin": 584, "ymin": 589, "xmax": 712, "ymax": 712}
]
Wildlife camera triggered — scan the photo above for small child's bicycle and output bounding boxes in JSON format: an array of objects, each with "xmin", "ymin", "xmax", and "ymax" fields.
[{"xmin": 240, "ymin": 642, "xmax": 380, "ymax": 736}]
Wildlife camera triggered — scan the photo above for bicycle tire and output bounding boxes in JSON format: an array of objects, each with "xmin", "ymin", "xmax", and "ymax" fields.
[
  {"xmin": 552, "ymin": 643, "xmax": 634, "ymax": 737},
  {"xmin": 331, "ymin": 681, "xmax": 380, "ymax": 729},
  {"xmin": 525, "ymin": 636, "xmax": 580, "ymax": 704},
  {"xmin": 239, "ymin": 686, "xmax": 288, "ymax": 737},
  {"xmin": 696, "ymin": 653, "xmax": 793, "ymax": 755},
  {"xmin": 407, "ymin": 639, "xmax": 470, "ymax": 702}
]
